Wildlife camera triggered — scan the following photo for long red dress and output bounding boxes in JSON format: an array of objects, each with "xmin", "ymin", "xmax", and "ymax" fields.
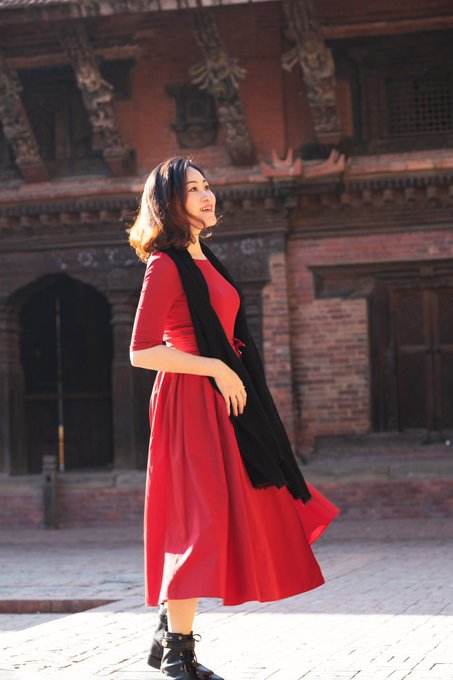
[{"xmin": 129, "ymin": 250, "xmax": 340, "ymax": 607}]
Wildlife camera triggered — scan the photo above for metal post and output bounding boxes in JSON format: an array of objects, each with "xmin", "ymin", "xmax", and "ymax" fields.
[
  {"xmin": 42, "ymin": 454, "xmax": 59, "ymax": 528},
  {"xmin": 55, "ymin": 296, "xmax": 65, "ymax": 472}
]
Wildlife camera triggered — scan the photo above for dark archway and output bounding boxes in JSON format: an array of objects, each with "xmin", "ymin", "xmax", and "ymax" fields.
[{"xmin": 20, "ymin": 275, "xmax": 113, "ymax": 473}]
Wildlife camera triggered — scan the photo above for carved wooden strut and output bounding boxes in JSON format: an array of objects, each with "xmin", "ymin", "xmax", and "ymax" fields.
[
  {"xmin": 189, "ymin": 9, "xmax": 255, "ymax": 166},
  {"xmin": 0, "ymin": 52, "xmax": 48, "ymax": 182},
  {"xmin": 57, "ymin": 22, "xmax": 131, "ymax": 176},
  {"xmin": 282, "ymin": 0, "xmax": 341, "ymax": 143},
  {"xmin": 260, "ymin": 147, "xmax": 345, "ymax": 179}
]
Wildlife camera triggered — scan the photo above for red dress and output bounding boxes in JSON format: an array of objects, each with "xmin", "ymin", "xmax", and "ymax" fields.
[{"xmin": 130, "ymin": 251, "xmax": 340, "ymax": 606}]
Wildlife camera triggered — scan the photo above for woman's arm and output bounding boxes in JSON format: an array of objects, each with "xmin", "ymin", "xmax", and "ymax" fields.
[
  {"xmin": 130, "ymin": 346, "xmax": 246, "ymax": 416},
  {"xmin": 130, "ymin": 344, "xmax": 220, "ymax": 377}
]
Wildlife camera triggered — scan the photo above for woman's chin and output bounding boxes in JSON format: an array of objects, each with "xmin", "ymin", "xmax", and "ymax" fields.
[{"xmin": 203, "ymin": 214, "xmax": 218, "ymax": 229}]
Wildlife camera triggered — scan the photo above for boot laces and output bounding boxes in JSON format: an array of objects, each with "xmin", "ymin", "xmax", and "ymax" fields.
[{"xmin": 189, "ymin": 634, "xmax": 202, "ymax": 678}]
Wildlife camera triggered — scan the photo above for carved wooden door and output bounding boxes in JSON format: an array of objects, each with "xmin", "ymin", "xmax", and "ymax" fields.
[{"xmin": 393, "ymin": 288, "xmax": 453, "ymax": 434}]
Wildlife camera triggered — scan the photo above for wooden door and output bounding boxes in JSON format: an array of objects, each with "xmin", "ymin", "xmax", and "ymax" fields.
[
  {"xmin": 20, "ymin": 276, "xmax": 113, "ymax": 473},
  {"xmin": 393, "ymin": 288, "xmax": 453, "ymax": 434},
  {"xmin": 433, "ymin": 289, "xmax": 453, "ymax": 432}
]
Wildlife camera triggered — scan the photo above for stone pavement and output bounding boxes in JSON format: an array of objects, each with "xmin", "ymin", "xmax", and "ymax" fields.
[{"xmin": 0, "ymin": 517, "xmax": 452, "ymax": 680}]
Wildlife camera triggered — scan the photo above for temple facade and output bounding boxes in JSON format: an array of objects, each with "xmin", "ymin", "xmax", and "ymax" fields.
[{"xmin": 1, "ymin": 0, "xmax": 453, "ymax": 525}]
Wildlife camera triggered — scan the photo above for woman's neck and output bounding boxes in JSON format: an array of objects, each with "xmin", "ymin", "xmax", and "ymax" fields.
[{"xmin": 187, "ymin": 236, "xmax": 204, "ymax": 259}]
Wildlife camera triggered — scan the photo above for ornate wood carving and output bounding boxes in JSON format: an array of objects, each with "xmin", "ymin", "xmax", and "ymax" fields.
[
  {"xmin": 1, "ymin": 165, "xmax": 452, "ymax": 245},
  {"xmin": 282, "ymin": 0, "xmax": 341, "ymax": 145},
  {"xmin": 167, "ymin": 84, "xmax": 218, "ymax": 148},
  {"xmin": 335, "ymin": 30, "xmax": 453, "ymax": 155},
  {"xmin": 57, "ymin": 22, "xmax": 132, "ymax": 177},
  {"xmin": 189, "ymin": 9, "xmax": 255, "ymax": 166},
  {"xmin": 0, "ymin": 52, "xmax": 48, "ymax": 182},
  {"xmin": 261, "ymin": 148, "xmax": 345, "ymax": 179}
]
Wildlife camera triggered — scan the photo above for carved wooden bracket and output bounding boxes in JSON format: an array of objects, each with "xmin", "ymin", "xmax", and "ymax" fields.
[
  {"xmin": 0, "ymin": 52, "xmax": 48, "ymax": 183},
  {"xmin": 57, "ymin": 22, "xmax": 133, "ymax": 177},
  {"xmin": 282, "ymin": 0, "xmax": 341, "ymax": 145},
  {"xmin": 189, "ymin": 8, "xmax": 255, "ymax": 166},
  {"xmin": 261, "ymin": 148, "xmax": 345, "ymax": 179},
  {"xmin": 260, "ymin": 149, "xmax": 302, "ymax": 177}
]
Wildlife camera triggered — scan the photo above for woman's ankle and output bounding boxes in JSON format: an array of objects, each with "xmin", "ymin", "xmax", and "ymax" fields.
[{"xmin": 166, "ymin": 597, "xmax": 198, "ymax": 634}]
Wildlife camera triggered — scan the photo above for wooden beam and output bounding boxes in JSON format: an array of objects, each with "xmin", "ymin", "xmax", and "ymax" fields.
[
  {"xmin": 8, "ymin": 44, "xmax": 142, "ymax": 71},
  {"xmin": 322, "ymin": 15, "xmax": 453, "ymax": 40}
]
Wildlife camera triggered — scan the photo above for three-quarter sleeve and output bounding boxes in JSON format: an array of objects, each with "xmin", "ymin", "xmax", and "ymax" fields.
[{"xmin": 129, "ymin": 252, "xmax": 181, "ymax": 352}]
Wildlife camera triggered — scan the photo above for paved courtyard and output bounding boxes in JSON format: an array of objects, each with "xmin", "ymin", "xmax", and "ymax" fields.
[{"xmin": 0, "ymin": 517, "xmax": 452, "ymax": 680}]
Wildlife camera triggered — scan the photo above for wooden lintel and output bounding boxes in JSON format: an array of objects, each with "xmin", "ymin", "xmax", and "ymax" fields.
[
  {"xmin": 322, "ymin": 15, "xmax": 453, "ymax": 41},
  {"xmin": 310, "ymin": 258, "xmax": 453, "ymax": 300},
  {"xmin": 8, "ymin": 45, "xmax": 142, "ymax": 72}
]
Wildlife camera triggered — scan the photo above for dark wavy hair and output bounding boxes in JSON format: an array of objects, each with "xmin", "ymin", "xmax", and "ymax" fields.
[{"xmin": 128, "ymin": 157, "xmax": 213, "ymax": 263}]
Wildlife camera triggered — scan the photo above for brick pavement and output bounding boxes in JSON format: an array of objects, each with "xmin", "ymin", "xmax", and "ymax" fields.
[{"xmin": 0, "ymin": 517, "xmax": 452, "ymax": 680}]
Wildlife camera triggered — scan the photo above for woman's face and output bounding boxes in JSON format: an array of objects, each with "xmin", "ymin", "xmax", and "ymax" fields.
[{"xmin": 184, "ymin": 166, "xmax": 217, "ymax": 234}]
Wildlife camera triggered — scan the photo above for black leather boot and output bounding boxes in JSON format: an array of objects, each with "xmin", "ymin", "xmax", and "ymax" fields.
[
  {"xmin": 160, "ymin": 631, "xmax": 200, "ymax": 679},
  {"xmin": 148, "ymin": 605, "xmax": 223, "ymax": 680}
]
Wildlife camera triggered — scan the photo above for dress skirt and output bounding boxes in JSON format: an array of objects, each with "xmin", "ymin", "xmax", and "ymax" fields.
[{"xmin": 144, "ymin": 369, "xmax": 340, "ymax": 607}]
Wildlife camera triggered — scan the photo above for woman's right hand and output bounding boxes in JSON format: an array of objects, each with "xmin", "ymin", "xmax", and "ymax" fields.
[{"xmin": 211, "ymin": 360, "xmax": 247, "ymax": 417}]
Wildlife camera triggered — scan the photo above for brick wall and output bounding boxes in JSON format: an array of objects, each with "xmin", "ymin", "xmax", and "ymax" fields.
[
  {"xmin": 58, "ymin": 489, "xmax": 144, "ymax": 528},
  {"xmin": 2, "ymin": 473, "xmax": 452, "ymax": 527},
  {"xmin": 317, "ymin": 480, "xmax": 453, "ymax": 520},
  {"xmin": 0, "ymin": 480, "xmax": 42, "ymax": 527},
  {"xmin": 286, "ymin": 228, "xmax": 453, "ymax": 454},
  {"xmin": 0, "ymin": 473, "xmax": 145, "ymax": 529}
]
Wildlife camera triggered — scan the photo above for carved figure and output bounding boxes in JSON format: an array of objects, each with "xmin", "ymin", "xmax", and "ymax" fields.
[
  {"xmin": 57, "ymin": 23, "xmax": 128, "ymax": 162},
  {"xmin": 0, "ymin": 52, "xmax": 43, "ymax": 168},
  {"xmin": 189, "ymin": 9, "xmax": 255, "ymax": 165},
  {"xmin": 282, "ymin": 0, "xmax": 340, "ymax": 137}
]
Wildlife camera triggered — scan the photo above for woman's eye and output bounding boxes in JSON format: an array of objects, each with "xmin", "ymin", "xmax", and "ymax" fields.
[{"xmin": 188, "ymin": 184, "xmax": 211, "ymax": 192}]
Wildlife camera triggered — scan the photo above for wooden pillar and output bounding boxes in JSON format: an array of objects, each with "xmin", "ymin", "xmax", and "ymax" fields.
[
  {"xmin": 106, "ymin": 289, "xmax": 143, "ymax": 469},
  {"xmin": 0, "ymin": 300, "xmax": 27, "ymax": 474}
]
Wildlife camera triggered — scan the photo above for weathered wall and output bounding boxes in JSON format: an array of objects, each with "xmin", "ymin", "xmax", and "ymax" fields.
[{"xmin": 287, "ymin": 228, "xmax": 453, "ymax": 453}]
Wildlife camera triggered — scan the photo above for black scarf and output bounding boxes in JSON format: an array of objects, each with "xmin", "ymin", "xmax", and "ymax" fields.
[{"xmin": 164, "ymin": 243, "xmax": 312, "ymax": 504}]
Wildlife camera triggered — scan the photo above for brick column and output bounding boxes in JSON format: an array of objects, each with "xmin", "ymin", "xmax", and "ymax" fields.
[
  {"xmin": 262, "ymin": 250, "xmax": 298, "ymax": 453},
  {"xmin": 0, "ymin": 300, "xmax": 27, "ymax": 474}
]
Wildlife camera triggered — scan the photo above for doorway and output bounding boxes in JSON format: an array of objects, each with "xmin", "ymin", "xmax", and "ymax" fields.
[{"xmin": 20, "ymin": 275, "xmax": 113, "ymax": 473}]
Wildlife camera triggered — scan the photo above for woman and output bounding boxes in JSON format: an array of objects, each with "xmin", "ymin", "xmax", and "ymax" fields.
[{"xmin": 128, "ymin": 157, "xmax": 340, "ymax": 680}]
